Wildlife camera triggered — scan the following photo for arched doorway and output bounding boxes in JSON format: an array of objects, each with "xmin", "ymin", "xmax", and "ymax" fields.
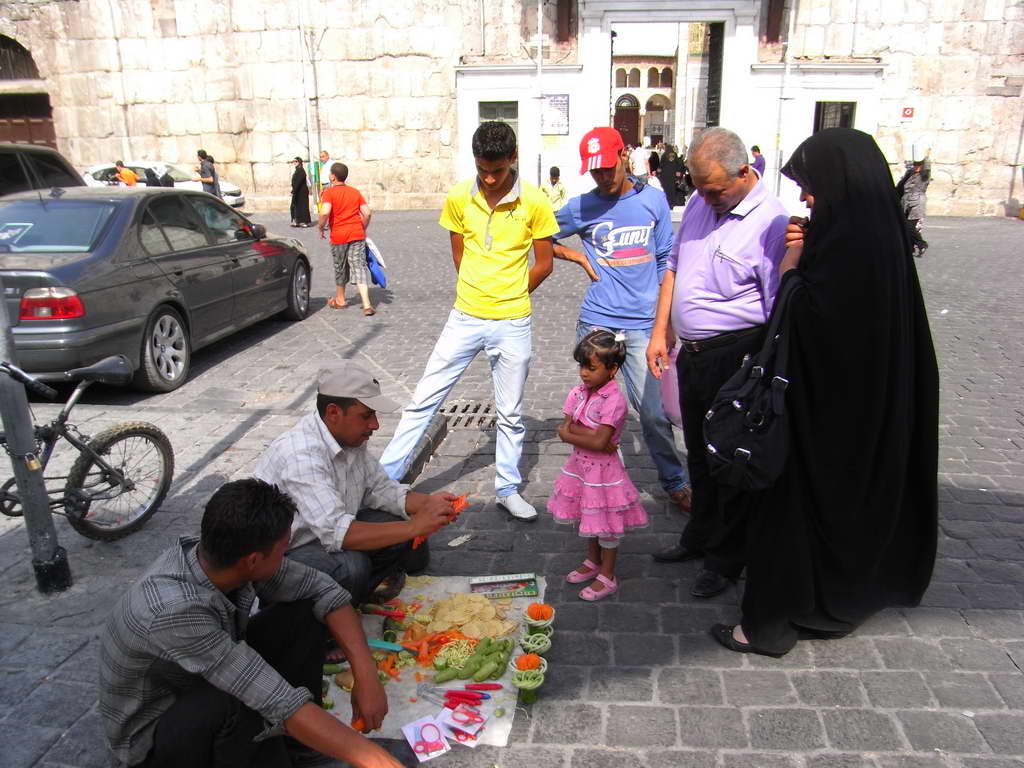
[
  {"xmin": 0, "ymin": 36, "xmax": 55, "ymax": 148},
  {"xmin": 644, "ymin": 95, "xmax": 672, "ymax": 146},
  {"xmin": 613, "ymin": 94, "xmax": 640, "ymax": 147}
]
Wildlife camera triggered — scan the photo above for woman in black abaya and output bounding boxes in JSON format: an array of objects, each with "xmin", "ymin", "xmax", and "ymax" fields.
[
  {"xmin": 660, "ymin": 147, "xmax": 683, "ymax": 208},
  {"xmin": 711, "ymin": 128, "xmax": 939, "ymax": 657},
  {"xmin": 290, "ymin": 156, "xmax": 312, "ymax": 227}
]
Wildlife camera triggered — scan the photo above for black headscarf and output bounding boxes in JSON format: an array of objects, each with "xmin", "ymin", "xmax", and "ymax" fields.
[
  {"xmin": 143, "ymin": 168, "xmax": 161, "ymax": 187},
  {"xmin": 741, "ymin": 128, "xmax": 940, "ymax": 654}
]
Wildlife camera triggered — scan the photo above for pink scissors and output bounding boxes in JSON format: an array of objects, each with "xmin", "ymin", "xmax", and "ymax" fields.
[
  {"xmin": 451, "ymin": 706, "xmax": 485, "ymax": 726},
  {"xmin": 412, "ymin": 722, "xmax": 445, "ymax": 755}
]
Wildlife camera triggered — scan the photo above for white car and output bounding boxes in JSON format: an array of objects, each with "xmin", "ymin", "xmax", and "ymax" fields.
[{"xmin": 82, "ymin": 160, "xmax": 245, "ymax": 208}]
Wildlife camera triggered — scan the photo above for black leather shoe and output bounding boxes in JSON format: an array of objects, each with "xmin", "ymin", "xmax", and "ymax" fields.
[
  {"xmin": 709, "ymin": 623, "xmax": 786, "ymax": 658},
  {"xmin": 652, "ymin": 544, "xmax": 703, "ymax": 563},
  {"xmin": 691, "ymin": 568, "xmax": 732, "ymax": 598}
]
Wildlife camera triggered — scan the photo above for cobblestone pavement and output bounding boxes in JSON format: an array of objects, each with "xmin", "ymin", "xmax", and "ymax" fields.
[{"xmin": 0, "ymin": 211, "xmax": 1022, "ymax": 768}]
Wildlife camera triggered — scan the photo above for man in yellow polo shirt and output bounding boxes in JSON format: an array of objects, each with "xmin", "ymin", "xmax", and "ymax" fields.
[{"xmin": 381, "ymin": 121, "xmax": 557, "ymax": 520}]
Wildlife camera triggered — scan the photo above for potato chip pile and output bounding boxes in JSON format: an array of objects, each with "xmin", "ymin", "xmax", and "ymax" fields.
[{"xmin": 426, "ymin": 593, "xmax": 517, "ymax": 638}]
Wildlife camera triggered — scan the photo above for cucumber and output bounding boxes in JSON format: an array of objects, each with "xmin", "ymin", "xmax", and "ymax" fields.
[
  {"xmin": 322, "ymin": 663, "xmax": 344, "ymax": 675},
  {"xmin": 457, "ymin": 656, "xmax": 484, "ymax": 679},
  {"xmin": 433, "ymin": 667, "xmax": 459, "ymax": 683},
  {"xmin": 474, "ymin": 660, "xmax": 499, "ymax": 682},
  {"xmin": 475, "ymin": 637, "xmax": 492, "ymax": 657},
  {"xmin": 433, "ymin": 656, "xmax": 447, "ymax": 670}
]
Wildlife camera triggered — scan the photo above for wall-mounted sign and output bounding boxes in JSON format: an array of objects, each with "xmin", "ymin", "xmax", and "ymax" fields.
[{"xmin": 541, "ymin": 94, "xmax": 570, "ymax": 135}]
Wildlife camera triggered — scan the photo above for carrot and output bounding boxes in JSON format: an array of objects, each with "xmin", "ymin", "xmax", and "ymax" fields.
[
  {"xmin": 351, "ymin": 717, "xmax": 368, "ymax": 733},
  {"xmin": 415, "ymin": 672, "xmax": 424, "ymax": 683},
  {"xmin": 417, "ymin": 640, "xmax": 430, "ymax": 665},
  {"xmin": 409, "ymin": 696, "xmax": 418, "ymax": 703}
]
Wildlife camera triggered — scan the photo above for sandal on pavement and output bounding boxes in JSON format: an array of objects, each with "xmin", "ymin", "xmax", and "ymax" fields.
[
  {"xmin": 579, "ymin": 573, "xmax": 618, "ymax": 601},
  {"xmin": 566, "ymin": 559, "xmax": 601, "ymax": 584},
  {"xmin": 327, "ymin": 297, "xmax": 347, "ymax": 309},
  {"xmin": 363, "ymin": 307, "xmax": 376, "ymax": 316}
]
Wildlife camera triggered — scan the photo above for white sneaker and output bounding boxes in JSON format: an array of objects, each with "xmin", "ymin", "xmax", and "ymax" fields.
[{"xmin": 496, "ymin": 493, "xmax": 538, "ymax": 521}]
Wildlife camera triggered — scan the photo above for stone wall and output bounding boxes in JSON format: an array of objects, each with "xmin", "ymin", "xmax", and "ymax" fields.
[
  {"xmin": 0, "ymin": 0, "xmax": 475, "ymax": 209},
  {"xmin": 785, "ymin": 0, "xmax": 1024, "ymax": 216}
]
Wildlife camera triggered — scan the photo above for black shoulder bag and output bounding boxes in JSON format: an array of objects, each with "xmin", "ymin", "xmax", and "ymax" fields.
[{"xmin": 702, "ymin": 272, "xmax": 804, "ymax": 491}]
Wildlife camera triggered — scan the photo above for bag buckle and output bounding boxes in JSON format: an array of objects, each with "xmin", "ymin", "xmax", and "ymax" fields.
[
  {"xmin": 771, "ymin": 376, "xmax": 789, "ymax": 391},
  {"xmin": 734, "ymin": 448, "xmax": 751, "ymax": 463},
  {"xmin": 751, "ymin": 365, "xmax": 764, "ymax": 378}
]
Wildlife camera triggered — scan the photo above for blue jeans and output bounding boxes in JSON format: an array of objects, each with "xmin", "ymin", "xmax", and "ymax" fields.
[
  {"xmin": 576, "ymin": 321, "xmax": 690, "ymax": 493},
  {"xmin": 381, "ymin": 309, "xmax": 532, "ymax": 496}
]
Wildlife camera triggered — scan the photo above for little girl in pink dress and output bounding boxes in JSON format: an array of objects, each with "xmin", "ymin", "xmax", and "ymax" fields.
[{"xmin": 548, "ymin": 330, "xmax": 648, "ymax": 601}]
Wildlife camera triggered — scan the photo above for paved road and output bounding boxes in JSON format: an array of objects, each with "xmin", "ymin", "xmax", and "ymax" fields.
[{"xmin": 0, "ymin": 211, "xmax": 1022, "ymax": 768}]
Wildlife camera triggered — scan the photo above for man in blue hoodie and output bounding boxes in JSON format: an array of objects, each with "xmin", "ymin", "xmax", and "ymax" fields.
[{"xmin": 552, "ymin": 126, "xmax": 691, "ymax": 511}]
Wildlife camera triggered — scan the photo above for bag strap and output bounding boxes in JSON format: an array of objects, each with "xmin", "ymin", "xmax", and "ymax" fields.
[{"xmin": 736, "ymin": 273, "xmax": 803, "ymax": 406}]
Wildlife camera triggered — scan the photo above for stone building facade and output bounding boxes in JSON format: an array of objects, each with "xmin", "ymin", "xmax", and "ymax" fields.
[{"xmin": 0, "ymin": 0, "xmax": 1020, "ymax": 215}]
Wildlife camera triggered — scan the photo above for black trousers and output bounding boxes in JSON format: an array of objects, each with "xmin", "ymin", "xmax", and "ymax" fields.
[
  {"xmin": 140, "ymin": 600, "xmax": 327, "ymax": 768},
  {"xmin": 675, "ymin": 328, "xmax": 765, "ymax": 578},
  {"xmin": 905, "ymin": 216, "xmax": 927, "ymax": 251},
  {"xmin": 287, "ymin": 507, "xmax": 428, "ymax": 606}
]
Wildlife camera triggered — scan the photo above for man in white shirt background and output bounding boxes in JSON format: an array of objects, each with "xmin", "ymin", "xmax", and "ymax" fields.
[{"xmin": 254, "ymin": 364, "xmax": 457, "ymax": 604}]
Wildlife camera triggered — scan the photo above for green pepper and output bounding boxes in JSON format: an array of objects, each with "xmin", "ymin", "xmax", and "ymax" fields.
[
  {"xmin": 382, "ymin": 629, "xmax": 398, "ymax": 644},
  {"xmin": 322, "ymin": 663, "xmax": 344, "ymax": 675},
  {"xmin": 433, "ymin": 666, "xmax": 459, "ymax": 683},
  {"xmin": 321, "ymin": 697, "xmax": 334, "ymax": 710}
]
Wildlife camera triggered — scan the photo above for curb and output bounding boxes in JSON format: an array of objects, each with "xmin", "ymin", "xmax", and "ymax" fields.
[{"xmin": 398, "ymin": 412, "xmax": 449, "ymax": 485}]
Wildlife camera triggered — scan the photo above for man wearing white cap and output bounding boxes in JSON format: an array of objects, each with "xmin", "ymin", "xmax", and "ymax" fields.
[{"xmin": 254, "ymin": 363, "xmax": 457, "ymax": 603}]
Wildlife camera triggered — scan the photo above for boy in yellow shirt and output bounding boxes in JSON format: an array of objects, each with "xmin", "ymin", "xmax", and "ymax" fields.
[{"xmin": 381, "ymin": 122, "xmax": 557, "ymax": 520}]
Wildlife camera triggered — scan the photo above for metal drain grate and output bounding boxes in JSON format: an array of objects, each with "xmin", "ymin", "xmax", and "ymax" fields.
[{"xmin": 441, "ymin": 399, "xmax": 497, "ymax": 429}]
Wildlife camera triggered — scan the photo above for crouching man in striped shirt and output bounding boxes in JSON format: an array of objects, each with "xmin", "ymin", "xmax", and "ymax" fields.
[{"xmin": 99, "ymin": 479, "xmax": 402, "ymax": 768}]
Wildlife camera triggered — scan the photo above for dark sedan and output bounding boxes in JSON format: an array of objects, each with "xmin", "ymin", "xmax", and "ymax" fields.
[{"xmin": 0, "ymin": 187, "xmax": 311, "ymax": 391}]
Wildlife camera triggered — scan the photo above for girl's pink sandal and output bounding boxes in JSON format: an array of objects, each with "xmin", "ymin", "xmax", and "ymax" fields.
[
  {"xmin": 579, "ymin": 573, "xmax": 618, "ymax": 601},
  {"xmin": 566, "ymin": 559, "xmax": 601, "ymax": 584}
]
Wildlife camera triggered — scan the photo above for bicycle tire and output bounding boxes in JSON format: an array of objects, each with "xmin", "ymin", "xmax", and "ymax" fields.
[{"xmin": 64, "ymin": 422, "xmax": 174, "ymax": 541}]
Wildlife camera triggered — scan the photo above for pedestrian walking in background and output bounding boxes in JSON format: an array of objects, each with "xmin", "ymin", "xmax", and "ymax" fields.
[
  {"xmin": 629, "ymin": 142, "xmax": 650, "ymax": 180},
  {"xmin": 542, "ymin": 166, "xmax": 568, "ymax": 209},
  {"xmin": 318, "ymin": 162, "xmax": 375, "ymax": 315},
  {"xmin": 290, "ymin": 156, "xmax": 312, "ymax": 227},
  {"xmin": 549, "ymin": 330, "xmax": 648, "ymax": 602},
  {"xmin": 751, "ymin": 145, "xmax": 766, "ymax": 176},
  {"xmin": 897, "ymin": 156, "xmax": 931, "ymax": 257},
  {"xmin": 660, "ymin": 146, "xmax": 684, "ymax": 208},
  {"xmin": 195, "ymin": 150, "xmax": 221, "ymax": 199},
  {"xmin": 711, "ymin": 127, "xmax": 939, "ymax": 658}
]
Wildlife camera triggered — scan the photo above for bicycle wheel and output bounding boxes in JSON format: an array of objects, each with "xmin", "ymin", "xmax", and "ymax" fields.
[{"xmin": 64, "ymin": 422, "xmax": 174, "ymax": 541}]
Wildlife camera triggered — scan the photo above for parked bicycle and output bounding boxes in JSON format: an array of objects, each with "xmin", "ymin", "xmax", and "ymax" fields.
[{"xmin": 0, "ymin": 355, "xmax": 174, "ymax": 541}]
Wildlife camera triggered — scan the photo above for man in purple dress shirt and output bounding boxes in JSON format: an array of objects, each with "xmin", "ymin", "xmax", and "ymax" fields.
[{"xmin": 646, "ymin": 127, "xmax": 789, "ymax": 598}]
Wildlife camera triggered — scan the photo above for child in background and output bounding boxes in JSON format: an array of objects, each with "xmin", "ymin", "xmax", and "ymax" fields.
[{"xmin": 548, "ymin": 330, "xmax": 648, "ymax": 601}]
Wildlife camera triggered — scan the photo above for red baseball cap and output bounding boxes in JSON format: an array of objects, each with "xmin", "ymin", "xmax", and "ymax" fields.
[{"xmin": 579, "ymin": 127, "xmax": 625, "ymax": 174}]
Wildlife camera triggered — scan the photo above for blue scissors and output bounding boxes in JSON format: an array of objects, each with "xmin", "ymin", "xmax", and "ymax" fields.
[{"xmin": 412, "ymin": 722, "xmax": 445, "ymax": 755}]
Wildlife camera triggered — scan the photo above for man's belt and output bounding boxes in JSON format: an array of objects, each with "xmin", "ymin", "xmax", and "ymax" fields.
[{"xmin": 679, "ymin": 325, "xmax": 764, "ymax": 354}]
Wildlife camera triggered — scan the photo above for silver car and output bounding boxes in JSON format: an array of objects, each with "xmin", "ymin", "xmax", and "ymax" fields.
[{"xmin": 0, "ymin": 187, "xmax": 310, "ymax": 392}]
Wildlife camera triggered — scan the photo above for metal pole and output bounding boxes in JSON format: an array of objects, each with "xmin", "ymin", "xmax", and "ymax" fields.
[
  {"xmin": 0, "ymin": 277, "xmax": 72, "ymax": 593},
  {"xmin": 536, "ymin": 0, "xmax": 544, "ymax": 186}
]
